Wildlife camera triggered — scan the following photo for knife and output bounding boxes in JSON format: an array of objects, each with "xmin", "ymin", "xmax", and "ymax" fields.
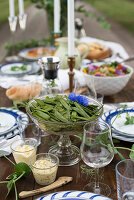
[{"xmin": 19, "ymin": 176, "xmax": 73, "ymax": 199}]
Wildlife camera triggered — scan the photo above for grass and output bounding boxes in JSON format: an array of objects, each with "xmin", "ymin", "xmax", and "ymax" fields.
[
  {"xmin": 85, "ymin": 0, "xmax": 134, "ymax": 35},
  {"xmin": 0, "ymin": 0, "xmax": 31, "ymax": 26}
]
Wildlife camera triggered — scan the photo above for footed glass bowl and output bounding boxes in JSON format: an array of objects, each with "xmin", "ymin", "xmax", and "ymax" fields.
[{"xmin": 26, "ymin": 94, "xmax": 103, "ymax": 166}]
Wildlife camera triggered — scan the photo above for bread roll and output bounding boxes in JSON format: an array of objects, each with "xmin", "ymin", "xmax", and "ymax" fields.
[
  {"xmin": 6, "ymin": 83, "xmax": 41, "ymax": 102},
  {"xmin": 77, "ymin": 42, "xmax": 111, "ymax": 60}
]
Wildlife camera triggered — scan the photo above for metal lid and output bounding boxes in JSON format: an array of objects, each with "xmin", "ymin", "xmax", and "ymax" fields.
[{"xmin": 39, "ymin": 56, "xmax": 60, "ymax": 64}]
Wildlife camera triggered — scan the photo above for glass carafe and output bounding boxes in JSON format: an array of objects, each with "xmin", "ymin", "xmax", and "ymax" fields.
[{"xmin": 38, "ymin": 56, "xmax": 63, "ymax": 97}]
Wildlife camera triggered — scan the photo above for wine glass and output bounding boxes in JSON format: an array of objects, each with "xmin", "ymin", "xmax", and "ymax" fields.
[{"xmin": 80, "ymin": 120, "xmax": 114, "ymax": 197}]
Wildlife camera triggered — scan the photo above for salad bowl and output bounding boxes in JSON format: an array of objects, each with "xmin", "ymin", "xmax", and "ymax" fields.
[
  {"xmin": 26, "ymin": 94, "xmax": 103, "ymax": 166},
  {"xmin": 81, "ymin": 62, "xmax": 133, "ymax": 95}
]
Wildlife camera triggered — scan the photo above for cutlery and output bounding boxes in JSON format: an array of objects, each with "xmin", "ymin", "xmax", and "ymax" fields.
[
  {"xmin": 120, "ymin": 56, "xmax": 134, "ymax": 63},
  {"xmin": 19, "ymin": 176, "xmax": 73, "ymax": 199}
]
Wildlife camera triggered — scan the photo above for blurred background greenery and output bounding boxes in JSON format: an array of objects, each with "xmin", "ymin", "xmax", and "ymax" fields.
[
  {"xmin": 86, "ymin": 0, "xmax": 134, "ymax": 35},
  {"xmin": 0, "ymin": 0, "xmax": 31, "ymax": 26}
]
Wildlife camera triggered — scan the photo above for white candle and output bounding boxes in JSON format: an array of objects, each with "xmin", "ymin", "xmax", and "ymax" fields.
[
  {"xmin": 68, "ymin": 0, "xmax": 75, "ymax": 56},
  {"xmin": 19, "ymin": 0, "xmax": 24, "ymax": 16},
  {"xmin": 9, "ymin": 0, "xmax": 15, "ymax": 17},
  {"xmin": 54, "ymin": 0, "xmax": 61, "ymax": 32}
]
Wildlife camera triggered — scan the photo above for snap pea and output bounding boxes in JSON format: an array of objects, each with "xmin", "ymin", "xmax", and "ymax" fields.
[
  {"xmin": 34, "ymin": 99, "xmax": 45, "ymax": 106},
  {"xmin": 72, "ymin": 107, "xmax": 88, "ymax": 118},
  {"xmin": 60, "ymin": 98, "xmax": 70, "ymax": 110},
  {"xmin": 55, "ymin": 110, "xmax": 69, "ymax": 123},
  {"xmin": 74, "ymin": 102, "xmax": 89, "ymax": 118},
  {"xmin": 29, "ymin": 95, "xmax": 101, "ymax": 123},
  {"xmin": 34, "ymin": 110, "xmax": 50, "ymax": 120}
]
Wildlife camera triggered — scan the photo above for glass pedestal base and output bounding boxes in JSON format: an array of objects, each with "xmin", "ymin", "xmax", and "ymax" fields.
[
  {"xmin": 83, "ymin": 182, "xmax": 111, "ymax": 197},
  {"xmin": 49, "ymin": 144, "xmax": 81, "ymax": 166}
]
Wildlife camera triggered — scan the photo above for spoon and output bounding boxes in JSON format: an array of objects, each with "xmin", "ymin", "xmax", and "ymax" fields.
[{"xmin": 19, "ymin": 176, "xmax": 73, "ymax": 199}]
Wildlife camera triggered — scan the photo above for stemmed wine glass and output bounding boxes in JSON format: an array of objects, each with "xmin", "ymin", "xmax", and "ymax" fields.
[{"xmin": 80, "ymin": 120, "xmax": 114, "ymax": 197}]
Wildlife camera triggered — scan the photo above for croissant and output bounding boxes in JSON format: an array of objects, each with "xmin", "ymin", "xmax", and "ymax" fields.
[{"xmin": 6, "ymin": 83, "xmax": 41, "ymax": 102}]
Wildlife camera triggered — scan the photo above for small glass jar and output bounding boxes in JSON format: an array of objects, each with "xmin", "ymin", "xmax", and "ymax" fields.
[
  {"xmin": 11, "ymin": 138, "xmax": 37, "ymax": 164},
  {"xmin": 30, "ymin": 153, "xmax": 59, "ymax": 185}
]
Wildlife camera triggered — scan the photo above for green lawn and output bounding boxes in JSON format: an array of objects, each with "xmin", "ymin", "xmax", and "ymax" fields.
[
  {"xmin": 86, "ymin": 0, "xmax": 134, "ymax": 35},
  {"xmin": 0, "ymin": 0, "xmax": 31, "ymax": 26}
]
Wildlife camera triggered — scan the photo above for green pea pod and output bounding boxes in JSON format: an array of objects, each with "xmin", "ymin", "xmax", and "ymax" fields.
[
  {"xmin": 55, "ymin": 110, "xmax": 69, "ymax": 123},
  {"xmin": 34, "ymin": 99, "xmax": 45, "ymax": 106},
  {"xmin": 35, "ymin": 110, "xmax": 50, "ymax": 120},
  {"xmin": 74, "ymin": 102, "xmax": 89, "ymax": 118},
  {"xmin": 60, "ymin": 99, "xmax": 70, "ymax": 110}
]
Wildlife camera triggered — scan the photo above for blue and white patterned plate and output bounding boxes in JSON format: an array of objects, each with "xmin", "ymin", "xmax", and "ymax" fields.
[
  {"xmin": 0, "ymin": 107, "xmax": 28, "ymax": 139},
  {"xmin": 0, "ymin": 62, "xmax": 32, "ymax": 75},
  {"xmin": 101, "ymin": 108, "xmax": 134, "ymax": 142},
  {"xmin": 36, "ymin": 191, "xmax": 111, "ymax": 200}
]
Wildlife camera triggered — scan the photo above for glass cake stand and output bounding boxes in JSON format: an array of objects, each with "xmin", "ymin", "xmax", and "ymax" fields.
[{"xmin": 26, "ymin": 94, "xmax": 103, "ymax": 166}]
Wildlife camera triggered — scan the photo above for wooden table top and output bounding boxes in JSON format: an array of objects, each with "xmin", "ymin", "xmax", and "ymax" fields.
[{"xmin": 0, "ymin": 73, "xmax": 134, "ymax": 200}]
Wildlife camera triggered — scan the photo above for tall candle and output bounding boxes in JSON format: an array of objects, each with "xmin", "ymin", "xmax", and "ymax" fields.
[
  {"xmin": 19, "ymin": 0, "xmax": 24, "ymax": 16},
  {"xmin": 68, "ymin": 0, "xmax": 75, "ymax": 56},
  {"xmin": 54, "ymin": 0, "xmax": 61, "ymax": 32},
  {"xmin": 9, "ymin": 0, "xmax": 15, "ymax": 17}
]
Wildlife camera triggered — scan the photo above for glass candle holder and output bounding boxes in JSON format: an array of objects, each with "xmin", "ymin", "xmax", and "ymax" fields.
[{"xmin": 30, "ymin": 153, "xmax": 59, "ymax": 185}]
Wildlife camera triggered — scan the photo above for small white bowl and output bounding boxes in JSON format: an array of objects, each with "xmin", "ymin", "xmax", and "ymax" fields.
[{"xmin": 81, "ymin": 62, "xmax": 133, "ymax": 95}]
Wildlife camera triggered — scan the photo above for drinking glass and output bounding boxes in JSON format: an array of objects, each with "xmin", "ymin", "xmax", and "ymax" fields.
[
  {"xmin": 116, "ymin": 159, "xmax": 134, "ymax": 200},
  {"xmin": 11, "ymin": 138, "xmax": 37, "ymax": 164},
  {"xmin": 80, "ymin": 120, "xmax": 114, "ymax": 196},
  {"xmin": 17, "ymin": 116, "xmax": 41, "ymax": 146}
]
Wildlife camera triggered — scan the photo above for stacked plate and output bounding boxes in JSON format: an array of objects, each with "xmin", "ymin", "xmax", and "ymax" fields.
[
  {"xmin": 101, "ymin": 107, "xmax": 134, "ymax": 142},
  {"xmin": 0, "ymin": 62, "xmax": 40, "ymax": 76},
  {"xmin": 0, "ymin": 107, "xmax": 28, "ymax": 139},
  {"xmin": 36, "ymin": 191, "xmax": 111, "ymax": 200}
]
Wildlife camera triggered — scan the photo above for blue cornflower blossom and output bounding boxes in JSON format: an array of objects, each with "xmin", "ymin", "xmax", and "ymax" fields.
[
  {"xmin": 68, "ymin": 93, "xmax": 88, "ymax": 106},
  {"xmin": 68, "ymin": 92, "xmax": 77, "ymax": 101}
]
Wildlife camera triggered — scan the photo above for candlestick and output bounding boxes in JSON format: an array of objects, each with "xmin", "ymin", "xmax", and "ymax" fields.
[
  {"xmin": 19, "ymin": 0, "xmax": 24, "ymax": 16},
  {"xmin": 68, "ymin": 56, "xmax": 75, "ymax": 93},
  {"xmin": 53, "ymin": 32, "xmax": 62, "ymax": 47},
  {"xmin": 9, "ymin": 0, "xmax": 15, "ymax": 17},
  {"xmin": 19, "ymin": 13, "xmax": 27, "ymax": 31},
  {"xmin": 54, "ymin": 0, "xmax": 61, "ymax": 33},
  {"xmin": 68, "ymin": 0, "xmax": 75, "ymax": 56}
]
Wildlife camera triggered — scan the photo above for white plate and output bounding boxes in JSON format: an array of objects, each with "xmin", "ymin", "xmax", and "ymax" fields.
[
  {"xmin": 0, "ymin": 63, "xmax": 32, "ymax": 75},
  {"xmin": 18, "ymin": 47, "xmax": 56, "ymax": 61},
  {"xmin": 101, "ymin": 108, "xmax": 134, "ymax": 142},
  {"xmin": 36, "ymin": 191, "xmax": 111, "ymax": 200},
  {"xmin": 0, "ymin": 107, "xmax": 28, "ymax": 139},
  {"xmin": 0, "ymin": 110, "xmax": 17, "ymax": 134}
]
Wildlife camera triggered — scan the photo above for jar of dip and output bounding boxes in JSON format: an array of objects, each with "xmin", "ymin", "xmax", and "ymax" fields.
[
  {"xmin": 11, "ymin": 138, "xmax": 37, "ymax": 165},
  {"xmin": 30, "ymin": 153, "xmax": 59, "ymax": 185}
]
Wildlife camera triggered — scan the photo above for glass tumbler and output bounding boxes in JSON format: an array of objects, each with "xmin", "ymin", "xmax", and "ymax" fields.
[
  {"xmin": 116, "ymin": 159, "xmax": 134, "ymax": 200},
  {"xmin": 11, "ymin": 138, "xmax": 37, "ymax": 164},
  {"xmin": 17, "ymin": 116, "xmax": 41, "ymax": 146},
  {"xmin": 30, "ymin": 153, "xmax": 59, "ymax": 185}
]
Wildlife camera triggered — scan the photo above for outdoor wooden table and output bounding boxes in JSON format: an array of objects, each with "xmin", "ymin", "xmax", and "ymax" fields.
[{"xmin": 0, "ymin": 73, "xmax": 134, "ymax": 200}]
